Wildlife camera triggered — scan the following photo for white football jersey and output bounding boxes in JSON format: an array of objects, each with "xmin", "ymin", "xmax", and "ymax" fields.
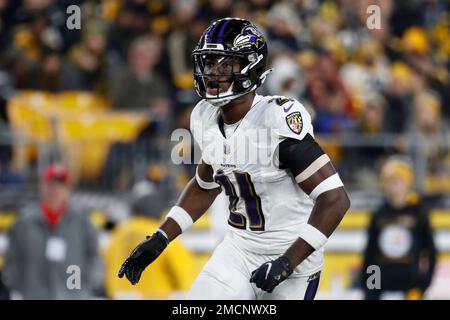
[{"xmin": 190, "ymin": 94, "xmax": 323, "ymax": 275}]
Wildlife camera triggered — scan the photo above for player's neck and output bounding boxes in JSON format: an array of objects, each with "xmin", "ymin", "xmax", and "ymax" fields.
[{"xmin": 219, "ymin": 92, "xmax": 255, "ymax": 124}]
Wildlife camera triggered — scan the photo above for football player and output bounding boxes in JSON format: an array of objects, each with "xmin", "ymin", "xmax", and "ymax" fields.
[{"xmin": 119, "ymin": 18, "xmax": 351, "ymax": 300}]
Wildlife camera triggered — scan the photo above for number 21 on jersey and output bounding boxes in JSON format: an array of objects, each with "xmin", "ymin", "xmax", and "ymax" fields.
[{"xmin": 214, "ymin": 170, "xmax": 265, "ymax": 231}]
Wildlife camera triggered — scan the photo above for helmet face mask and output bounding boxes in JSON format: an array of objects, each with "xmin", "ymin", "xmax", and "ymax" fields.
[
  {"xmin": 194, "ymin": 53, "xmax": 242, "ymax": 97},
  {"xmin": 192, "ymin": 18, "xmax": 270, "ymax": 107}
]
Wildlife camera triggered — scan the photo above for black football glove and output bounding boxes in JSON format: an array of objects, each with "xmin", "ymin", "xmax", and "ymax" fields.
[
  {"xmin": 118, "ymin": 231, "xmax": 169, "ymax": 285},
  {"xmin": 250, "ymin": 256, "xmax": 293, "ymax": 293}
]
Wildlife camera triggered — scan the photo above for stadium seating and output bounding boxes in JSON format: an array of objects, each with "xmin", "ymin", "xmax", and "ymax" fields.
[{"xmin": 7, "ymin": 91, "xmax": 149, "ymax": 180}]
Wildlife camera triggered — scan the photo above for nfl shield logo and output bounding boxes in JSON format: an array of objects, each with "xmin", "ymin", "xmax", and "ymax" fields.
[{"xmin": 285, "ymin": 112, "xmax": 303, "ymax": 134}]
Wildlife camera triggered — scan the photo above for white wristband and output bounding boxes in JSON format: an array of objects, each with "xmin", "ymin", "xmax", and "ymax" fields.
[
  {"xmin": 166, "ymin": 206, "xmax": 194, "ymax": 233},
  {"xmin": 195, "ymin": 166, "xmax": 220, "ymax": 190},
  {"xmin": 299, "ymin": 224, "xmax": 328, "ymax": 250}
]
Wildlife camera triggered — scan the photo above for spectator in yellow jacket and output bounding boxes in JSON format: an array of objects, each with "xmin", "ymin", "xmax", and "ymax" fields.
[{"xmin": 104, "ymin": 193, "xmax": 197, "ymax": 299}]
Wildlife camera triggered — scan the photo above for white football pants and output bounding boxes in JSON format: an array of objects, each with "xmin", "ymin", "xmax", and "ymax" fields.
[{"xmin": 187, "ymin": 235, "xmax": 322, "ymax": 300}]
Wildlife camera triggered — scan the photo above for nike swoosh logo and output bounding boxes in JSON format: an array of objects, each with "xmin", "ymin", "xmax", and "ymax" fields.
[
  {"xmin": 265, "ymin": 262, "xmax": 272, "ymax": 280},
  {"xmin": 283, "ymin": 103, "xmax": 293, "ymax": 113}
]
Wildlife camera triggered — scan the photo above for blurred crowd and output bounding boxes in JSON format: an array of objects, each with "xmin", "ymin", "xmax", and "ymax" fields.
[
  {"xmin": 0, "ymin": 0, "xmax": 449, "ymax": 192},
  {"xmin": 0, "ymin": 0, "xmax": 449, "ymax": 300}
]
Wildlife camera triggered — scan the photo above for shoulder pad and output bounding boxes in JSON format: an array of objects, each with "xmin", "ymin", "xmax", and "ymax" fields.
[{"xmin": 265, "ymin": 96, "xmax": 313, "ymax": 141}]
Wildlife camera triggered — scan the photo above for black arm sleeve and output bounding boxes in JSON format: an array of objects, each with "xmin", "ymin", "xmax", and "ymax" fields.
[{"xmin": 278, "ymin": 133, "xmax": 326, "ymax": 177}]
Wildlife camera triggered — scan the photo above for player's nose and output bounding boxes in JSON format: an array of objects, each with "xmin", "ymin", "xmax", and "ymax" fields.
[
  {"xmin": 209, "ymin": 64, "xmax": 220, "ymax": 76},
  {"xmin": 207, "ymin": 70, "xmax": 220, "ymax": 83}
]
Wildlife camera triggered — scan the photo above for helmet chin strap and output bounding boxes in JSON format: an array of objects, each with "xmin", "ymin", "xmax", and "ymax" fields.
[
  {"xmin": 208, "ymin": 97, "xmax": 233, "ymax": 108},
  {"xmin": 206, "ymin": 82, "xmax": 245, "ymax": 107},
  {"xmin": 212, "ymin": 92, "xmax": 249, "ymax": 107}
]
